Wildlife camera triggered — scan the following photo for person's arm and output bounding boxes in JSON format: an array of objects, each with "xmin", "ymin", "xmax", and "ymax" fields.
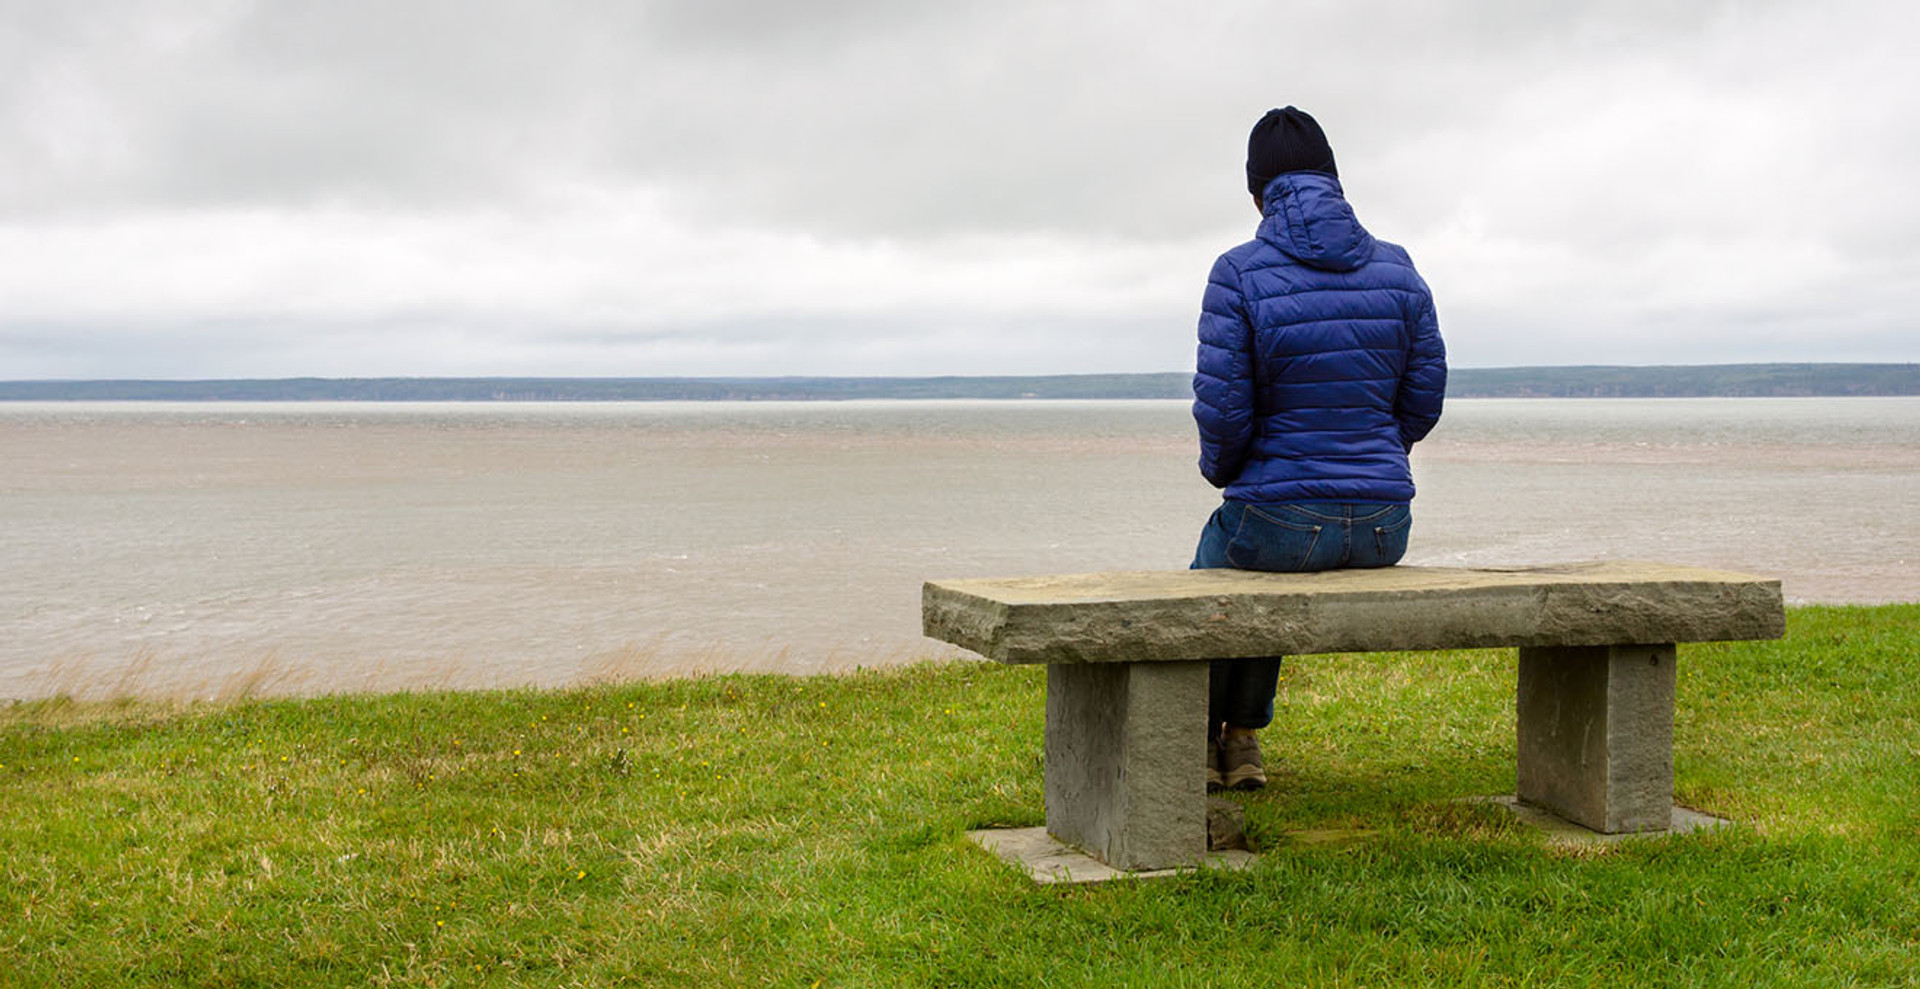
[
  {"xmin": 1193, "ymin": 254, "xmax": 1255, "ymax": 487},
  {"xmin": 1394, "ymin": 291, "xmax": 1446, "ymax": 450}
]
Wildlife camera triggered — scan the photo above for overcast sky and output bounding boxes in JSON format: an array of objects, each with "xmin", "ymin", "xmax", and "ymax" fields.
[{"xmin": 3, "ymin": 0, "xmax": 1917, "ymax": 379}]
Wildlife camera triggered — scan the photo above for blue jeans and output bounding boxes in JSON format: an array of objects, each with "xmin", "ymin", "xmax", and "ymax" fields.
[{"xmin": 1191, "ymin": 500, "xmax": 1412, "ymax": 728}]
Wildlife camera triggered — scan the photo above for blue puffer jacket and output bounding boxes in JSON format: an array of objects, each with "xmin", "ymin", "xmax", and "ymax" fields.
[{"xmin": 1193, "ymin": 171, "xmax": 1446, "ymax": 503}]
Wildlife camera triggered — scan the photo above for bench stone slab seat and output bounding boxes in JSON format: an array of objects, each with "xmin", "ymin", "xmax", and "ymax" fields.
[
  {"xmin": 923, "ymin": 561, "xmax": 1784, "ymax": 875},
  {"xmin": 924, "ymin": 561, "xmax": 1785, "ymax": 664}
]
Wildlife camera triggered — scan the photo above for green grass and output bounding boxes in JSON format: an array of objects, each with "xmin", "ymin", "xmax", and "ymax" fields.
[{"xmin": 4, "ymin": 605, "xmax": 1918, "ymax": 987}]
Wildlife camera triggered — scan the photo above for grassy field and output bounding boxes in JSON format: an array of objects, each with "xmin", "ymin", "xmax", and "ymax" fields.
[{"xmin": 4, "ymin": 605, "xmax": 1917, "ymax": 987}]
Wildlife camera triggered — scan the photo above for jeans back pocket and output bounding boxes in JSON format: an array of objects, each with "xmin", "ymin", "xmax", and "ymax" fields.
[
  {"xmin": 1226, "ymin": 504, "xmax": 1325, "ymax": 572},
  {"xmin": 1366, "ymin": 505, "xmax": 1413, "ymax": 566}
]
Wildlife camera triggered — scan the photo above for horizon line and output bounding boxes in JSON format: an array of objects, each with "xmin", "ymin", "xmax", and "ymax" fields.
[{"xmin": 5, "ymin": 361, "xmax": 1919, "ymax": 385}]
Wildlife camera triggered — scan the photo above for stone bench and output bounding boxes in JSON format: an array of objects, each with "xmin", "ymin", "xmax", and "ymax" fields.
[{"xmin": 922, "ymin": 560, "xmax": 1785, "ymax": 875}]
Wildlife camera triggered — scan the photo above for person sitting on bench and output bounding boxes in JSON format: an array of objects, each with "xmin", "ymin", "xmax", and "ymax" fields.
[{"xmin": 1191, "ymin": 106, "xmax": 1449, "ymax": 791}]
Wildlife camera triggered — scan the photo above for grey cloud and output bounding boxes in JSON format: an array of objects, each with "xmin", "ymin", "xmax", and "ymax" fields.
[
  {"xmin": 1, "ymin": 309, "xmax": 1185, "ymax": 379},
  {"xmin": 2, "ymin": 2, "xmax": 622, "ymax": 212},
  {"xmin": 1, "ymin": 0, "xmax": 1916, "ymax": 378},
  {"xmin": 4, "ymin": 0, "xmax": 1878, "ymax": 237}
]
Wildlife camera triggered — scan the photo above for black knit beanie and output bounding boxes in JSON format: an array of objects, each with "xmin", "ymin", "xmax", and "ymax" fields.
[{"xmin": 1246, "ymin": 106, "xmax": 1337, "ymax": 197}]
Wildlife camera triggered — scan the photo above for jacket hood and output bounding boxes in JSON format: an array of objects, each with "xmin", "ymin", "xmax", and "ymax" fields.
[{"xmin": 1257, "ymin": 172, "xmax": 1375, "ymax": 272}]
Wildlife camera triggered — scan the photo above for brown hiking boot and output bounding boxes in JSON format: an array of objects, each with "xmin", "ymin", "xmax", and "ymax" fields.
[{"xmin": 1219, "ymin": 726, "xmax": 1266, "ymax": 791}]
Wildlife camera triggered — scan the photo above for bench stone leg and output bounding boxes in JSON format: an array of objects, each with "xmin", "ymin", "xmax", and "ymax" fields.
[
  {"xmin": 1045, "ymin": 661, "xmax": 1208, "ymax": 871},
  {"xmin": 1516, "ymin": 643, "xmax": 1677, "ymax": 833}
]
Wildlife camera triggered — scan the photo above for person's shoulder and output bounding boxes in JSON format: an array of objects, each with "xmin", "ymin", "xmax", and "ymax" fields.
[
  {"xmin": 1215, "ymin": 237, "xmax": 1262, "ymax": 264},
  {"xmin": 1215, "ymin": 235, "xmax": 1287, "ymax": 275},
  {"xmin": 1365, "ymin": 238, "xmax": 1430, "ymax": 289},
  {"xmin": 1368, "ymin": 237, "xmax": 1415, "ymax": 267}
]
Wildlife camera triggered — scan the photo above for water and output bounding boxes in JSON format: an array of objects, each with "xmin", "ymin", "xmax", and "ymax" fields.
[{"xmin": 3, "ymin": 398, "xmax": 1916, "ymax": 700}]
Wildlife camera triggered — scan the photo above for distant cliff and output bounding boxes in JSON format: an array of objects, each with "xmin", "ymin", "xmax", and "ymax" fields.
[
  {"xmin": 2, "ymin": 364, "xmax": 1916, "ymax": 400},
  {"xmin": 1448, "ymin": 363, "xmax": 1920, "ymax": 397}
]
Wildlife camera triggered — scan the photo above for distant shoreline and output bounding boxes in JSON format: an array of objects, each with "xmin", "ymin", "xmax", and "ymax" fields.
[{"xmin": 2, "ymin": 363, "xmax": 1917, "ymax": 401}]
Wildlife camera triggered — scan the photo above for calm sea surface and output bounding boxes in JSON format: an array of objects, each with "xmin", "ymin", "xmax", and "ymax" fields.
[{"xmin": 3, "ymin": 398, "xmax": 1916, "ymax": 699}]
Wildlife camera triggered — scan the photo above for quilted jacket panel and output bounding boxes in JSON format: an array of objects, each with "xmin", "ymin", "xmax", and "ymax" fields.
[{"xmin": 1192, "ymin": 172, "xmax": 1446, "ymax": 502}]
